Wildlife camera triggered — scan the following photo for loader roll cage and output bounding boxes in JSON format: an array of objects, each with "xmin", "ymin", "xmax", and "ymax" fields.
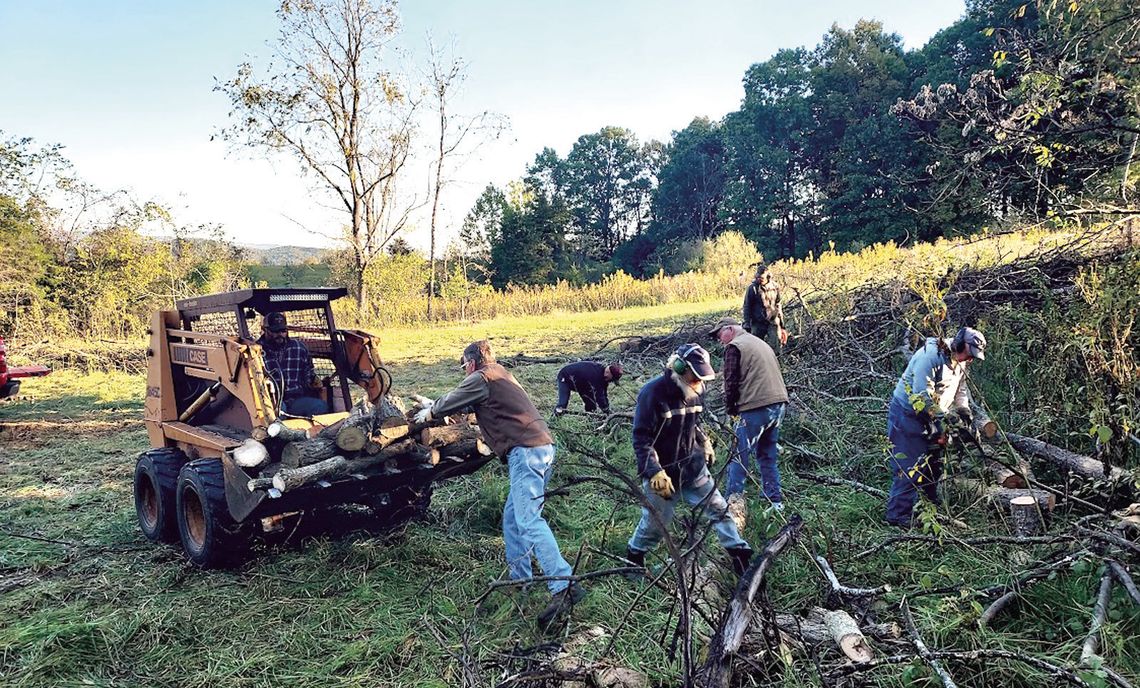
[{"xmin": 174, "ymin": 287, "xmax": 356, "ymax": 415}]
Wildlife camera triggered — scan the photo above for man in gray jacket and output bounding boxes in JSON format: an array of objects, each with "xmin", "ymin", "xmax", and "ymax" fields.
[
  {"xmin": 886, "ymin": 327, "xmax": 986, "ymax": 527},
  {"xmin": 414, "ymin": 340, "xmax": 583, "ymax": 630}
]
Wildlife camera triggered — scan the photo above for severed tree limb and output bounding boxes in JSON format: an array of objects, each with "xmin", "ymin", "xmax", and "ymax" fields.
[
  {"xmin": 856, "ymin": 533, "xmax": 1077, "ymax": 559},
  {"xmin": 1076, "ymin": 526, "xmax": 1140, "ymax": 558},
  {"xmin": 977, "ymin": 590, "xmax": 1019, "ymax": 629},
  {"xmin": 814, "ymin": 554, "xmax": 892, "ymax": 597},
  {"xmin": 1003, "ymin": 432, "xmax": 1129, "ymax": 482},
  {"xmin": 901, "ymin": 598, "xmax": 958, "ymax": 688},
  {"xmin": 695, "ymin": 515, "xmax": 804, "ymax": 688},
  {"xmin": 824, "ymin": 649, "xmax": 1096, "ymax": 687},
  {"xmin": 1080, "ymin": 569, "xmax": 1115, "ymax": 666},
  {"xmin": 1107, "ymin": 560, "xmax": 1140, "ymax": 606},
  {"xmin": 798, "ymin": 471, "xmax": 886, "ymax": 498}
]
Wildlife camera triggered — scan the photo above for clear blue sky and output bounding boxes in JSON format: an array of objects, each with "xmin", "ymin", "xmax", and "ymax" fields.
[{"xmin": 0, "ymin": 0, "xmax": 966, "ymax": 250}]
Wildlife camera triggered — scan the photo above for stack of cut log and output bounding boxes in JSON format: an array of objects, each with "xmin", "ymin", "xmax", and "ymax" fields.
[{"xmin": 236, "ymin": 395, "xmax": 493, "ymax": 494}]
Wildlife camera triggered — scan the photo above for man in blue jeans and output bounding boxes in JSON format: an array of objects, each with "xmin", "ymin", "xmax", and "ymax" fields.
[
  {"xmin": 625, "ymin": 343, "xmax": 753, "ymax": 578},
  {"xmin": 709, "ymin": 317, "xmax": 789, "ymax": 531},
  {"xmin": 886, "ymin": 327, "xmax": 986, "ymax": 527},
  {"xmin": 414, "ymin": 340, "xmax": 583, "ymax": 630}
]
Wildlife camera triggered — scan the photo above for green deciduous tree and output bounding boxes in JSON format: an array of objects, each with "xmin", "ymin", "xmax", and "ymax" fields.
[{"xmin": 216, "ymin": 0, "xmax": 416, "ymax": 311}]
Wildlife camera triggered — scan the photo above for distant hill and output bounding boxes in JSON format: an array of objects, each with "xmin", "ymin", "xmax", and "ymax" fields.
[{"xmin": 242, "ymin": 244, "xmax": 335, "ymax": 266}]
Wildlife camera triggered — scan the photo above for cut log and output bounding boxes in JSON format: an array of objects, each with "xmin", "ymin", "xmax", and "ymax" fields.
[
  {"xmin": 1004, "ymin": 432, "xmax": 1128, "ymax": 482},
  {"xmin": 986, "ymin": 456, "xmax": 1033, "ymax": 489},
  {"xmin": 824, "ymin": 609, "xmax": 874, "ymax": 663},
  {"xmin": 420, "ymin": 423, "xmax": 481, "ymax": 447},
  {"xmin": 775, "ymin": 610, "xmax": 900, "ymax": 645},
  {"xmin": 437, "ymin": 437, "xmax": 493, "ymax": 462},
  {"xmin": 970, "ymin": 402, "xmax": 999, "ymax": 440},
  {"xmin": 269, "ymin": 438, "xmax": 432, "ymax": 492},
  {"xmin": 372, "ymin": 395, "xmax": 407, "ymax": 427},
  {"xmin": 989, "ymin": 487, "xmax": 1055, "ymax": 514},
  {"xmin": 272, "ymin": 455, "xmax": 349, "ymax": 492},
  {"xmin": 267, "ymin": 421, "xmax": 310, "ymax": 443},
  {"xmin": 281, "ymin": 436, "xmax": 339, "ymax": 469},
  {"xmin": 335, "ymin": 411, "xmax": 375, "ymax": 453},
  {"xmin": 1009, "ymin": 495, "xmax": 1044, "ymax": 536},
  {"xmin": 247, "ymin": 476, "xmax": 275, "ymax": 492},
  {"xmin": 232, "ymin": 438, "xmax": 270, "ymax": 468}
]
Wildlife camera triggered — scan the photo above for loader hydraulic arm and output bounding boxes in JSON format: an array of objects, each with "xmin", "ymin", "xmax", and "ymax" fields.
[{"xmin": 339, "ymin": 329, "xmax": 391, "ymax": 404}]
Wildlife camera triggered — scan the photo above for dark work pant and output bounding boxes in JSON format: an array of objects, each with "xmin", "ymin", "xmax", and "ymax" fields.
[
  {"xmin": 885, "ymin": 398, "xmax": 942, "ymax": 525},
  {"xmin": 556, "ymin": 376, "xmax": 598, "ymax": 411}
]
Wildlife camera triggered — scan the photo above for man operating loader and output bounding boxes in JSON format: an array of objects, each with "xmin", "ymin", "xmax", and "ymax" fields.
[
  {"xmin": 885, "ymin": 326, "xmax": 987, "ymax": 528},
  {"xmin": 257, "ymin": 312, "xmax": 325, "ymax": 417},
  {"xmin": 413, "ymin": 340, "xmax": 584, "ymax": 630},
  {"xmin": 624, "ymin": 343, "xmax": 753, "ymax": 578}
]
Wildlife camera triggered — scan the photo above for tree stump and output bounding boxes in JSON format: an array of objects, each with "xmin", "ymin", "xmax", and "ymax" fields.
[{"xmin": 1010, "ymin": 494, "xmax": 1044, "ymax": 536}]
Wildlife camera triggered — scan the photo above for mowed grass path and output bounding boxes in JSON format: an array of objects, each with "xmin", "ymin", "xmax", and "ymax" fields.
[{"xmin": 0, "ymin": 299, "xmax": 737, "ymax": 687}]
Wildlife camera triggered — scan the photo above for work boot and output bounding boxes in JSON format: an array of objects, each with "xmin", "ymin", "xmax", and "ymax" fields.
[
  {"xmin": 727, "ymin": 546, "xmax": 753, "ymax": 576},
  {"xmin": 537, "ymin": 582, "xmax": 587, "ymax": 632},
  {"xmin": 727, "ymin": 493, "xmax": 748, "ymax": 533},
  {"xmin": 622, "ymin": 547, "xmax": 646, "ymax": 582}
]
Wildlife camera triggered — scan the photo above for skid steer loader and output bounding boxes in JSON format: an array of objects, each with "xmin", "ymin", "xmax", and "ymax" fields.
[{"xmin": 134, "ymin": 288, "xmax": 493, "ymax": 567}]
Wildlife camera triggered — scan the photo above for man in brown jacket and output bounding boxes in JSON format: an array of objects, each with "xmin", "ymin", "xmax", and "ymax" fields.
[
  {"xmin": 710, "ymin": 317, "xmax": 789, "ymax": 529},
  {"xmin": 414, "ymin": 340, "xmax": 583, "ymax": 631}
]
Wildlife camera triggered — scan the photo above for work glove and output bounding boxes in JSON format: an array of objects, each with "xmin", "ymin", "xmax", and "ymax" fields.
[
  {"xmin": 649, "ymin": 470, "xmax": 675, "ymax": 499},
  {"xmin": 778, "ymin": 327, "xmax": 789, "ymax": 346},
  {"xmin": 412, "ymin": 395, "xmax": 435, "ymax": 424},
  {"xmin": 704, "ymin": 437, "xmax": 716, "ymax": 466}
]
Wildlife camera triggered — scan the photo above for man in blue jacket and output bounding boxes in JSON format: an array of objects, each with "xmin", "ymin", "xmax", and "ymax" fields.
[
  {"xmin": 886, "ymin": 327, "xmax": 987, "ymax": 527},
  {"xmin": 624, "ymin": 344, "xmax": 753, "ymax": 578},
  {"xmin": 553, "ymin": 361, "xmax": 622, "ymax": 415}
]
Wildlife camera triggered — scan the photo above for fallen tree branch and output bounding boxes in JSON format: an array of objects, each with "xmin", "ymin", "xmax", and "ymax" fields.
[
  {"xmin": 814, "ymin": 554, "xmax": 892, "ymax": 597},
  {"xmin": 856, "ymin": 533, "xmax": 1077, "ymax": 560},
  {"xmin": 798, "ymin": 471, "xmax": 887, "ymax": 498},
  {"xmin": 901, "ymin": 598, "xmax": 958, "ymax": 688},
  {"xmin": 1107, "ymin": 559, "xmax": 1140, "ymax": 606},
  {"xmin": 1003, "ymin": 432, "xmax": 1129, "ymax": 483},
  {"xmin": 977, "ymin": 590, "xmax": 1019, "ymax": 629},
  {"xmin": 824, "ymin": 648, "xmax": 1096, "ymax": 687},
  {"xmin": 1080, "ymin": 569, "xmax": 1115, "ymax": 666},
  {"xmin": 695, "ymin": 515, "xmax": 804, "ymax": 688}
]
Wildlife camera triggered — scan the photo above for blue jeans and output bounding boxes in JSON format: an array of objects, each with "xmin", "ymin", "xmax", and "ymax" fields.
[
  {"xmin": 885, "ymin": 398, "xmax": 942, "ymax": 525},
  {"xmin": 283, "ymin": 395, "xmax": 327, "ymax": 416},
  {"xmin": 628, "ymin": 467, "xmax": 748, "ymax": 554},
  {"xmin": 503, "ymin": 444, "xmax": 573, "ymax": 593},
  {"xmin": 726, "ymin": 403, "xmax": 785, "ymax": 501}
]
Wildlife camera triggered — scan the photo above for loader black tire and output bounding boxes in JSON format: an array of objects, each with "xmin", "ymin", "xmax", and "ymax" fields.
[
  {"xmin": 176, "ymin": 459, "xmax": 250, "ymax": 568},
  {"xmin": 134, "ymin": 448, "xmax": 187, "ymax": 543}
]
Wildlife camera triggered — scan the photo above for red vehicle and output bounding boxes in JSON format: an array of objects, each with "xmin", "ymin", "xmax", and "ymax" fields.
[{"xmin": 0, "ymin": 336, "xmax": 50, "ymax": 398}]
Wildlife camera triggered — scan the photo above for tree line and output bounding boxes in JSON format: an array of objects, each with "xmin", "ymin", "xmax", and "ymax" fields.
[{"xmin": 457, "ymin": 0, "xmax": 1138, "ymax": 287}]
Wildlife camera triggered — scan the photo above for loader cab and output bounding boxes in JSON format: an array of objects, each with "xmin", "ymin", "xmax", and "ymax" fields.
[{"xmin": 144, "ymin": 288, "xmax": 365, "ymax": 454}]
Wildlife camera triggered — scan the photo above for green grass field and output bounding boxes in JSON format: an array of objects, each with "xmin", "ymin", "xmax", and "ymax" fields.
[{"xmin": 2, "ymin": 292, "xmax": 1137, "ymax": 687}]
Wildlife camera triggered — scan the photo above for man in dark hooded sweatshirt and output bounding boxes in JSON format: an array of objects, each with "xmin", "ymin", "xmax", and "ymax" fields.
[{"xmin": 623, "ymin": 343, "xmax": 753, "ymax": 578}]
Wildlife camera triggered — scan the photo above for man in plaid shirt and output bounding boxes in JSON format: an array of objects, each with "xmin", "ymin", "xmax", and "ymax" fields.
[{"xmin": 257, "ymin": 312, "xmax": 325, "ymax": 416}]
